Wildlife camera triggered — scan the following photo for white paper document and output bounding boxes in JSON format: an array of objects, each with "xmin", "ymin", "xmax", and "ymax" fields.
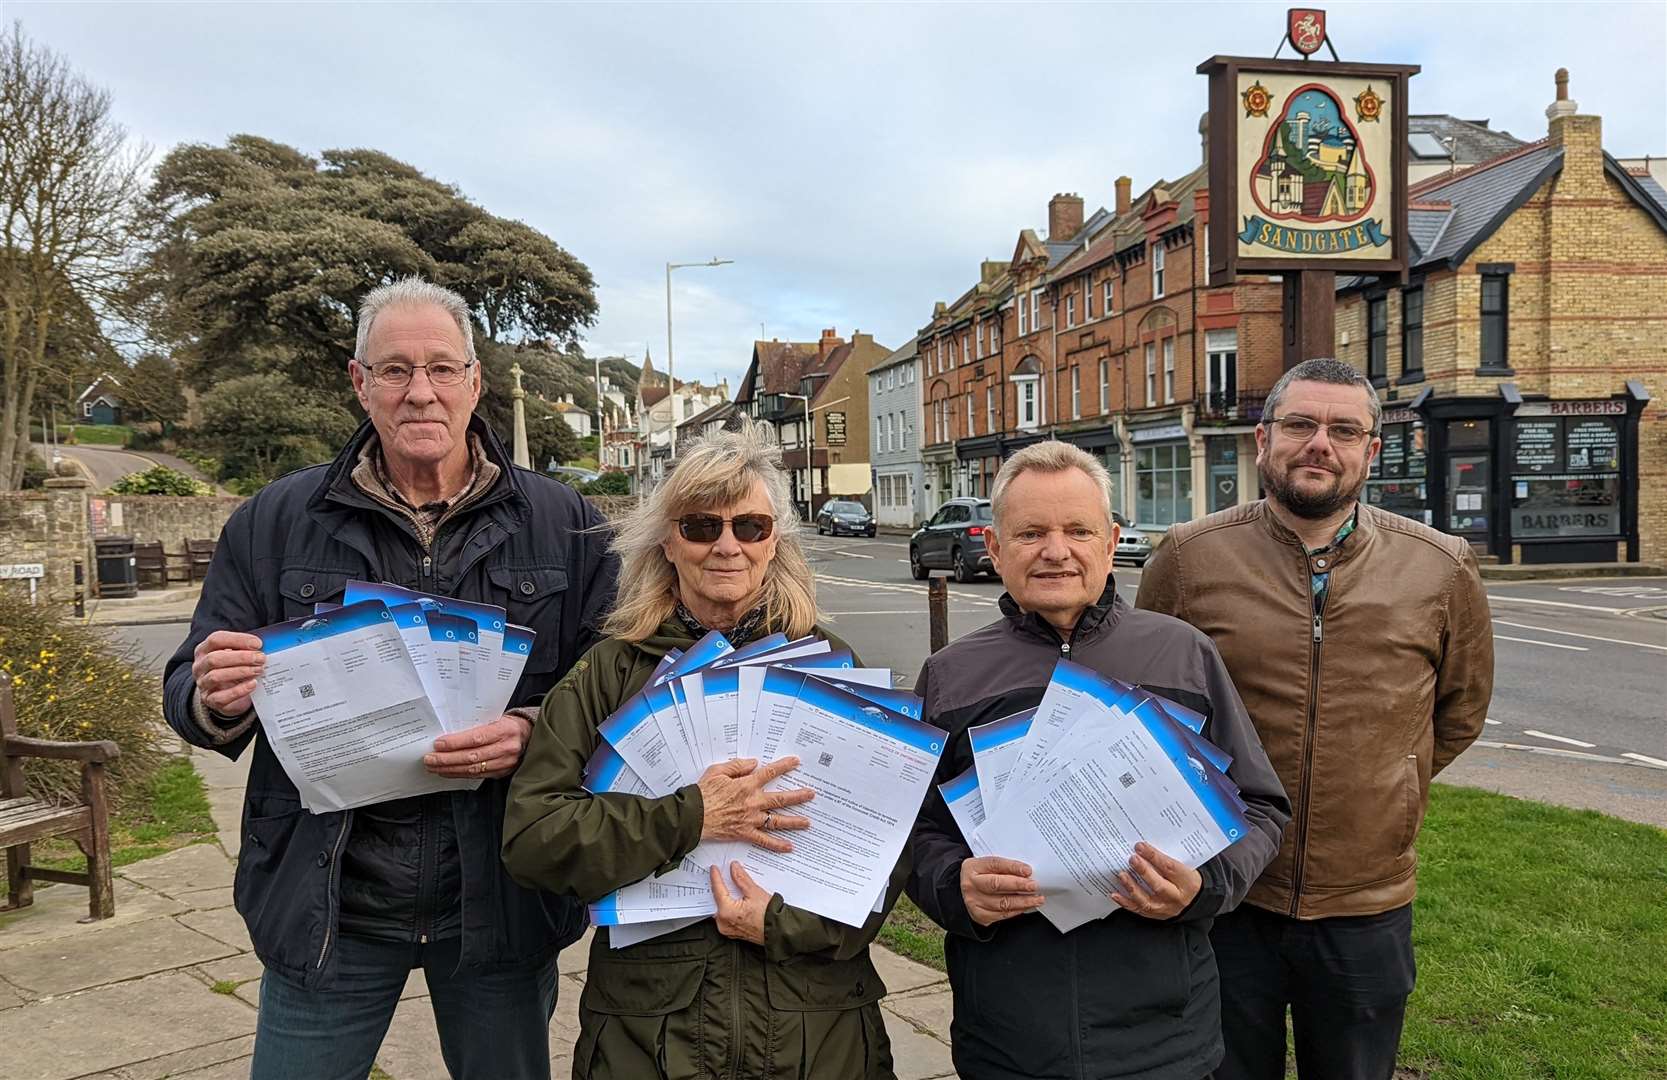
[{"xmin": 250, "ymin": 600, "xmax": 478, "ymax": 813}]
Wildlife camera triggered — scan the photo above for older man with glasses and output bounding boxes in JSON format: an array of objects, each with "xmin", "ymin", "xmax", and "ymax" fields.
[
  {"xmin": 163, "ymin": 277, "xmax": 619, "ymax": 1079},
  {"xmin": 1137, "ymin": 358, "xmax": 1495, "ymax": 1080}
]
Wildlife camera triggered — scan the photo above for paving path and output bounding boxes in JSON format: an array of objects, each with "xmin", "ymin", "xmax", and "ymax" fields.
[{"xmin": 0, "ymin": 747, "xmax": 959, "ymax": 1080}]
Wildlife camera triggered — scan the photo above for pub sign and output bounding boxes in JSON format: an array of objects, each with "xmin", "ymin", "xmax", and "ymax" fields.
[{"xmin": 1201, "ymin": 38, "xmax": 1417, "ymax": 285}]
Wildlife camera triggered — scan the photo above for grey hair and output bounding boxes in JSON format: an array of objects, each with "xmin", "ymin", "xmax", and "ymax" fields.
[
  {"xmin": 1263, "ymin": 357, "xmax": 1382, "ymax": 430},
  {"xmin": 601, "ymin": 419, "xmax": 819, "ymax": 642},
  {"xmin": 990, "ymin": 440, "xmax": 1115, "ymax": 534},
  {"xmin": 354, "ymin": 277, "xmax": 478, "ymax": 366}
]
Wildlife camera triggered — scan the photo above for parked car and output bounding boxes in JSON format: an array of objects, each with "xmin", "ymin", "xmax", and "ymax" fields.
[
  {"xmin": 910, "ymin": 498, "xmax": 995, "ymax": 583},
  {"xmin": 1113, "ymin": 511, "xmax": 1154, "ymax": 566},
  {"xmin": 815, "ymin": 500, "xmax": 876, "ymax": 537}
]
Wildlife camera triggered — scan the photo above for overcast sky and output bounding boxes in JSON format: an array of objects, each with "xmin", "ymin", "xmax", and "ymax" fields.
[{"xmin": 15, "ymin": 1, "xmax": 1665, "ymax": 389}]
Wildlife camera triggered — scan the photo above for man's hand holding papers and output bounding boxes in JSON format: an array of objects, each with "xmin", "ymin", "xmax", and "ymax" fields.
[
  {"xmin": 423, "ymin": 713, "xmax": 535, "ymax": 779},
  {"xmin": 960, "ymin": 856, "xmax": 1045, "ymax": 927},
  {"xmin": 192, "ymin": 630, "xmax": 267, "ymax": 716}
]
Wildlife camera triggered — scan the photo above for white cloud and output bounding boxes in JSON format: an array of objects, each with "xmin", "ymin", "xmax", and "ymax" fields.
[{"xmin": 14, "ymin": 1, "xmax": 1664, "ymax": 391}]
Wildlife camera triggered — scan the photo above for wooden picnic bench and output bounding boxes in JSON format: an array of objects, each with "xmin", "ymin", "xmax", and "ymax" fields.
[
  {"xmin": 134, "ymin": 541, "xmax": 167, "ymax": 589},
  {"xmin": 185, "ymin": 538, "xmax": 216, "ymax": 583},
  {"xmin": 1, "ymin": 681, "xmax": 120, "ymax": 921}
]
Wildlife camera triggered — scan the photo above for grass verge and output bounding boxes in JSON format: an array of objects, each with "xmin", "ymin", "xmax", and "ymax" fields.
[
  {"xmin": 878, "ymin": 783, "xmax": 1667, "ymax": 1079},
  {"xmin": 0, "ymin": 758, "xmax": 216, "ymax": 902}
]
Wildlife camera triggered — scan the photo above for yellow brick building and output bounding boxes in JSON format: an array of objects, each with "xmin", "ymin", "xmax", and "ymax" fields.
[{"xmin": 1337, "ymin": 72, "xmax": 1666, "ymax": 565}]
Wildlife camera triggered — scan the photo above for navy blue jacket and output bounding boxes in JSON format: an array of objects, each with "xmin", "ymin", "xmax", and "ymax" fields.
[{"xmin": 163, "ymin": 417, "xmax": 618, "ymax": 988}]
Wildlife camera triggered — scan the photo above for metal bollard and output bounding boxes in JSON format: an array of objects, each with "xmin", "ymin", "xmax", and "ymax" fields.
[
  {"xmin": 74, "ymin": 558, "xmax": 85, "ymax": 619},
  {"xmin": 928, "ymin": 576, "xmax": 949, "ymax": 654}
]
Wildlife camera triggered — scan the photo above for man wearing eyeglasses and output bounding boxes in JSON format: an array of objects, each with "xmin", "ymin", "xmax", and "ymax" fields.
[
  {"xmin": 1137, "ymin": 357, "xmax": 1494, "ymax": 1080},
  {"xmin": 163, "ymin": 277, "xmax": 618, "ymax": 1079}
]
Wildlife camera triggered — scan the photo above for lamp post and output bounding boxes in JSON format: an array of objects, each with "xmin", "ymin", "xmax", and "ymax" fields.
[{"xmin": 665, "ymin": 258, "xmax": 733, "ymax": 460}]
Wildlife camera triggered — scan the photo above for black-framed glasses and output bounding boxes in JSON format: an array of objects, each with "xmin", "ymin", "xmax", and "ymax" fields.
[
  {"xmin": 360, "ymin": 359, "xmax": 475, "ymax": 388},
  {"xmin": 676, "ymin": 513, "xmax": 775, "ymax": 544},
  {"xmin": 1266, "ymin": 415, "xmax": 1378, "ymax": 447}
]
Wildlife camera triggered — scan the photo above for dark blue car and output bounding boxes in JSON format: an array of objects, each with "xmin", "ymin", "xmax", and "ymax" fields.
[{"xmin": 909, "ymin": 497, "xmax": 994, "ymax": 582}]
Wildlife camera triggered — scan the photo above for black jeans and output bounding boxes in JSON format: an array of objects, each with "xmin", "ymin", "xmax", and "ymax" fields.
[{"xmin": 1210, "ymin": 903, "xmax": 1415, "ymax": 1080}]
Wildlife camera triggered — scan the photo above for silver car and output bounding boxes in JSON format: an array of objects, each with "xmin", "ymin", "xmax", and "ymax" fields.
[{"xmin": 1113, "ymin": 512, "xmax": 1153, "ymax": 566}]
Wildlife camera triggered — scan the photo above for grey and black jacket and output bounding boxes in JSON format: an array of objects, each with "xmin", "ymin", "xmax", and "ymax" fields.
[{"xmin": 906, "ymin": 578, "xmax": 1289, "ymax": 1080}]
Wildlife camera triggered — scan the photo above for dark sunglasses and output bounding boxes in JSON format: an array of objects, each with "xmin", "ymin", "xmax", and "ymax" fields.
[{"xmin": 676, "ymin": 513, "xmax": 775, "ymax": 544}]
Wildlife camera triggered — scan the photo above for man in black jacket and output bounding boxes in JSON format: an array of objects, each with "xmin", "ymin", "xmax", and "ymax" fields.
[
  {"xmin": 906, "ymin": 441, "xmax": 1288, "ymax": 1080},
  {"xmin": 163, "ymin": 278, "xmax": 618, "ymax": 1080}
]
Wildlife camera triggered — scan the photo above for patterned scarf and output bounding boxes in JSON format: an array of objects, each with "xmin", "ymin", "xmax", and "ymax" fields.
[{"xmin": 674, "ymin": 600, "xmax": 770, "ymax": 646}]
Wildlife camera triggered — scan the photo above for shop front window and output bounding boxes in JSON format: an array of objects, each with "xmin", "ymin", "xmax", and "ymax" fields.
[
  {"xmin": 1509, "ymin": 411, "xmax": 1622, "ymax": 539},
  {"xmin": 1135, "ymin": 443, "xmax": 1192, "ymax": 527},
  {"xmin": 1366, "ymin": 416, "xmax": 1429, "ymax": 524}
]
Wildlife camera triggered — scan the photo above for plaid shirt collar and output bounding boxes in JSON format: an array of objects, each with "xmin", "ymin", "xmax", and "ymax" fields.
[{"xmin": 350, "ymin": 431, "xmax": 499, "ymax": 551}]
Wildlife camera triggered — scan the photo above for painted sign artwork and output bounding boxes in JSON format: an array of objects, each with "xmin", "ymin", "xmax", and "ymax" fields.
[{"xmin": 1235, "ymin": 72, "xmax": 1394, "ymax": 261}]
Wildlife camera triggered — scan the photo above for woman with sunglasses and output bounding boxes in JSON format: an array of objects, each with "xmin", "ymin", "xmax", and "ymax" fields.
[{"xmin": 503, "ymin": 420, "xmax": 901, "ymax": 1080}]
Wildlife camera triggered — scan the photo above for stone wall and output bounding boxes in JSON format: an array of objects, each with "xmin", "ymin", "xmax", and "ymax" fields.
[
  {"xmin": 0, "ymin": 478, "xmax": 92, "ymax": 603},
  {"xmin": 91, "ymin": 495, "xmax": 246, "ymax": 551}
]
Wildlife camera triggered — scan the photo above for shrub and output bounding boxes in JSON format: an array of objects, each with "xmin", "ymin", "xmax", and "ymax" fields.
[
  {"xmin": 175, "ymin": 449, "xmax": 223, "ymax": 478},
  {"xmin": 581, "ymin": 471, "xmax": 631, "ymax": 496},
  {"xmin": 108, "ymin": 465, "xmax": 211, "ymax": 496},
  {"xmin": 0, "ymin": 588, "xmax": 165, "ymax": 807},
  {"xmin": 20, "ymin": 450, "xmax": 52, "ymax": 489}
]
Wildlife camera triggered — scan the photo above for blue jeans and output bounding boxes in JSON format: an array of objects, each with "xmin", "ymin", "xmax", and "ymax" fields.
[{"xmin": 250, "ymin": 933, "xmax": 560, "ymax": 1080}]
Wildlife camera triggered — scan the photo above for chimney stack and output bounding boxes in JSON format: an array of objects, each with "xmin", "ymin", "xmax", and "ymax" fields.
[
  {"xmin": 1048, "ymin": 192, "xmax": 1085, "ymax": 240},
  {"xmin": 1546, "ymin": 68, "xmax": 1603, "ymax": 196},
  {"xmin": 818, "ymin": 327, "xmax": 843, "ymax": 361},
  {"xmin": 1115, "ymin": 176, "xmax": 1132, "ymax": 216}
]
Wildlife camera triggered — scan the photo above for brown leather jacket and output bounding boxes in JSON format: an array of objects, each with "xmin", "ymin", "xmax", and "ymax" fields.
[{"xmin": 1136, "ymin": 501, "xmax": 1493, "ymax": 919}]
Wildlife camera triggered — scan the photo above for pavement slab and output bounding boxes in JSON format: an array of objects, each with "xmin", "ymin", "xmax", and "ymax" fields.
[
  {"xmin": 883, "ymin": 1009, "xmax": 957, "ymax": 1080},
  {"xmin": 0, "ymin": 878, "xmax": 189, "ymax": 951},
  {"xmin": 872, "ymin": 946, "xmax": 948, "ymax": 996},
  {"xmin": 0, "ymin": 974, "xmax": 28, "ymax": 1009},
  {"xmin": 0, "ymin": 972, "xmax": 256, "ymax": 1080},
  {"xmin": 176, "ymin": 885, "xmax": 236, "ymax": 910},
  {"xmin": 194, "ymin": 952, "xmax": 265, "ymax": 990},
  {"xmin": 176, "ymin": 907, "xmax": 254, "ymax": 953},
  {"xmin": 0, "ymin": 915, "xmax": 236, "ymax": 997},
  {"xmin": 556, "ymin": 926, "xmax": 594, "ymax": 974},
  {"xmin": 91, "ymin": 1034, "xmax": 256, "ymax": 1080},
  {"xmin": 375, "ymin": 996, "xmax": 449, "ymax": 1080},
  {"xmin": 116, "ymin": 842, "xmax": 233, "ymax": 899},
  {"xmin": 884, "ymin": 986, "xmax": 956, "ymax": 1041}
]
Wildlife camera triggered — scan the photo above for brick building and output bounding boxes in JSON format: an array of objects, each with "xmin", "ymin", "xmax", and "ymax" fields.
[
  {"xmin": 1336, "ymin": 71, "xmax": 1666, "ymax": 565},
  {"xmin": 736, "ymin": 329, "xmax": 890, "ymax": 517},
  {"xmin": 912, "ymin": 122, "xmax": 1285, "ymax": 532}
]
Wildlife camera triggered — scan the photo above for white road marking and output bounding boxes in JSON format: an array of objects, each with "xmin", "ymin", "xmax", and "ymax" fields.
[
  {"xmin": 817, "ymin": 573, "xmax": 998, "ymax": 605},
  {"xmin": 1484, "ymin": 718, "xmax": 1502, "ymax": 725},
  {"xmin": 834, "ymin": 550, "xmax": 875, "ymax": 559},
  {"xmin": 1474, "ymin": 740, "xmax": 1653, "ymax": 767},
  {"xmin": 1493, "ymin": 634, "xmax": 1587, "ymax": 651},
  {"xmin": 1522, "ymin": 729, "xmax": 1597, "ymax": 748},
  {"xmin": 1486, "ymin": 594, "xmax": 1628, "ymax": 615},
  {"xmin": 1493, "ymin": 619, "xmax": 1667, "ymax": 653},
  {"xmin": 823, "ymin": 609, "xmax": 989, "ymax": 617},
  {"xmin": 1623, "ymin": 752, "xmax": 1667, "ymax": 768}
]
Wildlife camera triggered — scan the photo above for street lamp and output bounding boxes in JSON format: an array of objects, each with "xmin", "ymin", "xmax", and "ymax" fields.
[{"xmin": 666, "ymin": 257, "xmax": 733, "ymax": 460}]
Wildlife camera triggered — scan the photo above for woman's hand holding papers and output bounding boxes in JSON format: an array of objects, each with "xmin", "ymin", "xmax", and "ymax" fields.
[
  {"xmin": 1109, "ymin": 842, "xmax": 1202, "ymax": 920},
  {"xmin": 697, "ymin": 757, "xmax": 814, "ymax": 854},
  {"xmin": 709, "ymin": 862, "xmax": 771, "ymax": 945},
  {"xmin": 961, "ymin": 856, "xmax": 1046, "ymax": 926},
  {"xmin": 192, "ymin": 631, "xmax": 267, "ymax": 716},
  {"xmin": 423, "ymin": 714, "xmax": 533, "ymax": 779}
]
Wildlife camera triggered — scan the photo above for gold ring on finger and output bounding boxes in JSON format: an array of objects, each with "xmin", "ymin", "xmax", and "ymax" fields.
[{"xmin": 474, "ymin": 761, "xmax": 487, "ymax": 775}]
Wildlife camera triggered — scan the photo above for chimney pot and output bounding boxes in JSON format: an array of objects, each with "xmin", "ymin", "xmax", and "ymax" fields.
[{"xmin": 1555, "ymin": 67, "xmax": 1569, "ymax": 101}]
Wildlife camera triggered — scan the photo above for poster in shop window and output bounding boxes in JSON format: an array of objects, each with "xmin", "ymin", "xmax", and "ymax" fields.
[
  {"xmin": 1201, "ymin": 52, "xmax": 1416, "ymax": 284},
  {"xmin": 1512, "ymin": 419, "xmax": 1561, "ymax": 473},
  {"xmin": 1564, "ymin": 418, "xmax": 1619, "ymax": 471}
]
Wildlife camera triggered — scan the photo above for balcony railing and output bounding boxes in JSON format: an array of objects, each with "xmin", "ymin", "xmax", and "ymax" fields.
[{"xmin": 1197, "ymin": 388, "xmax": 1268, "ymax": 423}]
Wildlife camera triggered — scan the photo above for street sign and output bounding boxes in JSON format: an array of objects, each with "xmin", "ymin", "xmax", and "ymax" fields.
[
  {"xmin": 825, "ymin": 410, "xmax": 847, "ymax": 446},
  {"xmin": 0, "ymin": 563, "xmax": 45, "ymax": 579},
  {"xmin": 1201, "ymin": 52, "xmax": 1416, "ymax": 284}
]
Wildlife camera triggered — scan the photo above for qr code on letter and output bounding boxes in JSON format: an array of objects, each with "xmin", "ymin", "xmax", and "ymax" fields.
[
  {"xmin": 818, "ymin": 751, "xmax": 834, "ymax": 768},
  {"xmin": 299, "ymin": 684, "xmax": 316, "ymax": 700},
  {"xmin": 1118, "ymin": 771, "xmax": 1136, "ymax": 789}
]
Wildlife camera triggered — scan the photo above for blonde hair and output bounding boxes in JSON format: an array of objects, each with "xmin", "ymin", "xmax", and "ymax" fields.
[
  {"xmin": 989, "ymin": 440, "xmax": 1115, "ymax": 534},
  {"xmin": 602, "ymin": 419, "xmax": 819, "ymax": 642}
]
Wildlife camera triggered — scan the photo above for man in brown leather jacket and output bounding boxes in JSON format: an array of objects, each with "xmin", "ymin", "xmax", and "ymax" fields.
[{"xmin": 1137, "ymin": 358, "xmax": 1494, "ymax": 1080}]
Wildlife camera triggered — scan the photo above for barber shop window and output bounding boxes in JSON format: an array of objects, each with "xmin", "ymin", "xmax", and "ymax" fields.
[
  {"xmin": 1480, "ymin": 269, "xmax": 1511, "ymax": 371},
  {"xmin": 1402, "ymin": 287, "xmax": 1424, "ymax": 377},
  {"xmin": 1367, "ymin": 295, "xmax": 1388, "ymax": 383},
  {"xmin": 1510, "ymin": 413, "xmax": 1622, "ymax": 539}
]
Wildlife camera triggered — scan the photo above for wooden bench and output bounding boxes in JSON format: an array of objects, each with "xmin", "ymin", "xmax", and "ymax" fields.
[
  {"xmin": 1, "ymin": 682, "xmax": 120, "ymax": 921},
  {"xmin": 185, "ymin": 538, "xmax": 216, "ymax": 583},
  {"xmin": 134, "ymin": 541, "xmax": 167, "ymax": 590}
]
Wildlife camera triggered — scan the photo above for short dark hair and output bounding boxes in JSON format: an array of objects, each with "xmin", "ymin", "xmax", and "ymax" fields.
[{"xmin": 1263, "ymin": 357, "xmax": 1382, "ymax": 431}]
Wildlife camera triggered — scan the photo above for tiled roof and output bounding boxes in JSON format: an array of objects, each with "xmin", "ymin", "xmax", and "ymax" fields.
[
  {"xmin": 1406, "ymin": 143, "xmax": 1563, "ymax": 267},
  {"xmin": 1408, "ymin": 115, "xmax": 1527, "ymax": 165},
  {"xmin": 871, "ymin": 335, "xmax": 920, "ymax": 373}
]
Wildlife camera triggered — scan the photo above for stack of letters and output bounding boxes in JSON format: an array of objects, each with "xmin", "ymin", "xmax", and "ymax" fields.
[
  {"xmin": 939, "ymin": 659, "xmax": 1252, "ymax": 932},
  {"xmin": 250, "ymin": 580, "xmax": 536, "ymax": 813},
  {"xmin": 583, "ymin": 631, "xmax": 937, "ymax": 948}
]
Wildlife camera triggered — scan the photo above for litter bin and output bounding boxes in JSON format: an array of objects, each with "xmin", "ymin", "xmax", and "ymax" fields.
[{"xmin": 94, "ymin": 535, "xmax": 139, "ymax": 599}]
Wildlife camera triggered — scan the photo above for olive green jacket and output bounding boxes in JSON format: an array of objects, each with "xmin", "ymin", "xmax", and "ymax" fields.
[{"xmin": 503, "ymin": 618, "xmax": 902, "ymax": 1080}]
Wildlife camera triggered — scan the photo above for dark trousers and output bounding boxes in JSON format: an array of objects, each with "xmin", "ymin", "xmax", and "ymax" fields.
[
  {"xmin": 250, "ymin": 933, "xmax": 560, "ymax": 1080},
  {"xmin": 1210, "ymin": 903, "xmax": 1415, "ymax": 1080}
]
